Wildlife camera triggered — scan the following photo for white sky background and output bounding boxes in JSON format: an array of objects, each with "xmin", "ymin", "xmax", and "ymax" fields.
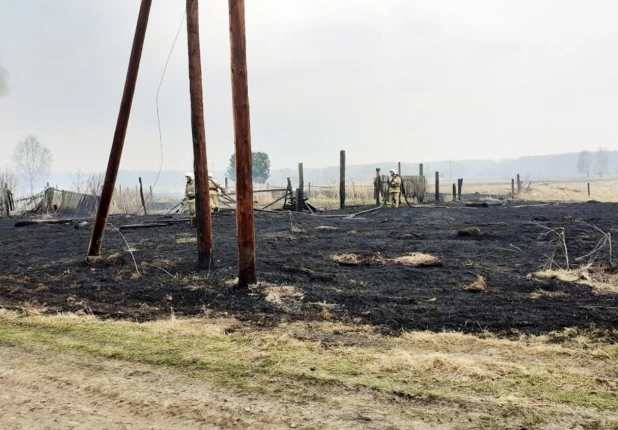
[{"xmin": 1, "ymin": 0, "xmax": 618, "ymax": 174}]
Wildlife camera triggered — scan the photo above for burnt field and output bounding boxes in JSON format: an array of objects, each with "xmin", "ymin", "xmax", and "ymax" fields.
[{"xmin": 1, "ymin": 201, "xmax": 617, "ymax": 337}]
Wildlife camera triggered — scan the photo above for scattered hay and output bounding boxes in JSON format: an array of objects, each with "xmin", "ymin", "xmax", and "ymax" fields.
[
  {"xmin": 530, "ymin": 289, "xmax": 569, "ymax": 300},
  {"xmin": 265, "ymin": 285, "xmax": 303, "ymax": 304},
  {"xmin": 458, "ymin": 227, "xmax": 481, "ymax": 236},
  {"xmin": 290, "ymin": 227, "xmax": 307, "ymax": 234},
  {"xmin": 176, "ymin": 237, "xmax": 197, "ymax": 244},
  {"xmin": 531, "ymin": 268, "xmax": 618, "ymax": 294},
  {"xmin": 315, "ymin": 226, "xmax": 339, "ymax": 232},
  {"xmin": 224, "ymin": 278, "xmax": 239, "ymax": 288},
  {"xmin": 106, "ymin": 253, "xmax": 126, "ymax": 266},
  {"xmin": 462, "ymin": 276, "xmax": 487, "ymax": 292},
  {"xmin": 393, "ymin": 253, "xmax": 442, "ymax": 267},
  {"xmin": 331, "ymin": 253, "xmax": 365, "ymax": 266}
]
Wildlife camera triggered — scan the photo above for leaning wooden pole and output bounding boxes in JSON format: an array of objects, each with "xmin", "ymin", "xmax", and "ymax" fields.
[
  {"xmin": 186, "ymin": 0, "xmax": 213, "ymax": 267},
  {"xmin": 229, "ymin": 0, "xmax": 256, "ymax": 287},
  {"xmin": 87, "ymin": 0, "xmax": 152, "ymax": 257}
]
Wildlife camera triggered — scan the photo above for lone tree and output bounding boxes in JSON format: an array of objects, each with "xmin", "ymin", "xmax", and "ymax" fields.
[
  {"xmin": 13, "ymin": 135, "xmax": 52, "ymax": 195},
  {"xmin": 597, "ymin": 147, "xmax": 610, "ymax": 178},
  {"xmin": 577, "ymin": 150, "xmax": 591, "ymax": 177},
  {"xmin": 227, "ymin": 151, "xmax": 271, "ymax": 184}
]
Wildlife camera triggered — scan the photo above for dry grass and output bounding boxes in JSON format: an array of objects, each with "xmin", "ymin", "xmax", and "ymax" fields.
[
  {"xmin": 290, "ymin": 226, "xmax": 307, "ymax": 234},
  {"xmin": 176, "ymin": 236, "xmax": 197, "ymax": 244},
  {"xmin": 531, "ymin": 289, "xmax": 570, "ymax": 300},
  {"xmin": 531, "ymin": 268, "xmax": 618, "ymax": 294},
  {"xmin": 393, "ymin": 253, "xmax": 442, "ymax": 267},
  {"xmin": 331, "ymin": 253, "xmax": 365, "ymax": 265},
  {"xmin": 462, "ymin": 276, "xmax": 487, "ymax": 292},
  {"xmin": 0, "ymin": 309, "xmax": 617, "ymax": 428},
  {"xmin": 315, "ymin": 225, "xmax": 339, "ymax": 232},
  {"xmin": 263, "ymin": 285, "xmax": 303, "ymax": 304}
]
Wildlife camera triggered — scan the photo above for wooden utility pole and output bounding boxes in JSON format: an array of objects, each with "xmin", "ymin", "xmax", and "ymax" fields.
[
  {"xmin": 229, "ymin": 0, "xmax": 256, "ymax": 287},
  {"xmin": 87, "ymin": 0, "xmax": 152, "ymax": 257},
  {"xmin": 511, "ymin": 178, "xmax": 515, "ymax": 198},
  {"xmin": 398, "ymin": 162, "xmax": 401, "ymax": 176},
  {"xmin": 419, "ymin": 163, "xmax": 424, "ymax": 177},
  {"xmin": 517, "ymin": 174, "xmax": 521, "ymax": 193},
  {"xmin": 297, "ymin": 162, "xmax": 304, "ymax": 211},
  {"xmin": 186, "ymin": 0, "xmax": 213, "ymax": 267},
  {"xmin": 452, "ymin": 183, "xmax": 456, "ymax": 201},
  {"xmin": 340, "ymin": 150, "xmax": 346, "ymax": 209},
  {"xmin": 435, "ymin": 172, "xmax": 440, "ymax": 202}
]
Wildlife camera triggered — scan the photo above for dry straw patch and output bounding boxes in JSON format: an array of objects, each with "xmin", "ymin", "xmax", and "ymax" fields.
[
  {"xmin": 264, "ymin": 285, "xmax": 303, "ymax": 304},
  {"xmin": 530, "ymin": 289, "xmax": 570, "ymax": 300},
  {"xmin": 531, "ymin": 268, "xmax": 618, "ymax": 294},
  {"xmin": 176, "ymin": 236, "xmax": 197, "ymax": 244},
  {"xmin": 315, "ymin": 226, "xmax": 339, "ymax": 232},
  {"xmin": 393, "ymin": 253, "xmax": 442, "ymax": 267},
  {"xmin": 331, "ymin": 253, "xmax": 365, "ymax": 265},
  {"xmin": 463, "ymin": 276, "xmax": 487, "ymax": 292}
]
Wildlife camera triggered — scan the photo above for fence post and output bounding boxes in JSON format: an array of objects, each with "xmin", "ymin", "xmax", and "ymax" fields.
[
  {"xmin": 587, "ymin": 183, "xmax": 591, "ymax": 196},
  {"xmin": 375, "ymin": 168, "xmax": 381, "ymax": 206},
  {"xmin": 225, "ymin": 177, "xmax": 228, "ymax": 192},
  {"xmin": 297, "ymin": 162, "xmax": 304, "ymax": 211},
  {"xmin": 517, "ymin": 174, "xmax": 521, "ymax": 193},
  {"xmin": 398, "ymin": 161, "xmax": 401, "ymax": 176},
  {"xmin": 138, "ymin": 177, "xmax": 147, "ymax": 215},
  {"xmin": 419, "ymin": 163, "xmax": 424, "ymax": 177},
  {"xmin": 340, "ymin": 150, "xmax": 346, "ymax": 209},
  {"xmin": 435, "ymin": 172, "xmax": 440, "ymax": 202},
  {"xmin": 452, "ymin": 183, "xmax": 456, "ymax": 201},
  {"xmin": 511, "ymin": 179, "xmax": 515, "ymax": 198},
  {"xmin": 457, "ymin": 178, "xmax": 463, "ymax": 201}
]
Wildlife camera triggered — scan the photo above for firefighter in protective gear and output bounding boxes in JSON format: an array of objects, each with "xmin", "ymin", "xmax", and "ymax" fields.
[
  {"xmin": 387, "ymin": 169, "xmax": 401, "ymax": 208},
  {"xmin": 185, "ymin": 172, "xmax": 196, "ymax": 226},
  {"xmin": 208, "ymin": 174, "xmax": 224, "ymax": 212}
]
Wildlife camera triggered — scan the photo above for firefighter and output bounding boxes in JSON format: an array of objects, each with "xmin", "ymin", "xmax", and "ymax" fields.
[
  {"xmin": 208, "ymin": 174, "xmax": 224, "ymax": 212},
  {"xmin": 387, "ymin": 169, "xmax": 401, "ymax": 208},
  {"xmin": 185, "ymin": 172, "xmax": 196, "ymax": 226}
]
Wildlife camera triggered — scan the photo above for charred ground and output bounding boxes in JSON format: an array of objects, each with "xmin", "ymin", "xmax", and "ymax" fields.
[{"xmin": 1, "ymin": 201, "xmax": 617, "ymax": 337}]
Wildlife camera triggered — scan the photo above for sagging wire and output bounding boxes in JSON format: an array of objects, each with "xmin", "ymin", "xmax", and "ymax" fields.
[{"xmin": 118, "ymin": 8, "xmax": 186, "ymax": 226}]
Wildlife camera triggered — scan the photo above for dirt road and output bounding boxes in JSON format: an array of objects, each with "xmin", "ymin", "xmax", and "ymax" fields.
[{"xmin": 0, "ymin": 345, "xmax": 431, "ymax": 430}]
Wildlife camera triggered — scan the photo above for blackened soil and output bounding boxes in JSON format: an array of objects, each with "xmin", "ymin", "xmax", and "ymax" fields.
[{"xmin": 1, "ymin": 201, "xmax": 617, "ymax": 337}]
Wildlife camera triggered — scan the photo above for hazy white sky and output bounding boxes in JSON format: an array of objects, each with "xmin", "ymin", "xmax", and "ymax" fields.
[{"xmin": 1, "ymin": 0, "xmax": 618, "ymax": 174}]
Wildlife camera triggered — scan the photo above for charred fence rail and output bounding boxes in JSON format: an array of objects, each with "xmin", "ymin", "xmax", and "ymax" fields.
[
  {"xmin": 12, "ymin": 188, "xmax": 100, "ymax": 217},
  {"xmin": 375, "ymin": 175, "xmax": 426, "ymax": 204}
]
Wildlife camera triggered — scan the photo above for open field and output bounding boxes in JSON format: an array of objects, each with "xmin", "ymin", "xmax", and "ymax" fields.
[{"xmin": 1, "ymin": 200, "xmax": 618, "ymax": 428}]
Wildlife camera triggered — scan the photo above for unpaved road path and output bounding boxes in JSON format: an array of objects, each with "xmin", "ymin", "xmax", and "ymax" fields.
[{"xmin": 0, "ymin": 345, "xmax": 429, "ymax": 430}]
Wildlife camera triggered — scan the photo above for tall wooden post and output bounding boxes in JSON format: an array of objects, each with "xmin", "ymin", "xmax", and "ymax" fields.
[
  {"xmin": 339, "ymin": 150, "xmax": 346, "ymax": 209},
  {"xmin": 587, "ymin": 183, "xmax": 591, "ymax": 196},
  {"xmin": 511, "ymin": 179, "xmax": 515, "ymax": 198},
  {"xmin": 452, "ymin": 183, "xmax": 456, "ymax": 201},
  {"xmin": 517, "ymin": 174, "xmax": 521, "ymax": 193},
  {"xmin": 457, "ymin": 178, "xmax": 463, "ymax": 201},
  {"xmin": 87, "ymin": 0, "xmax": 152, "ymax": 257},
  {"xmin": 187, "ymin": 0, "xmax": 213, "ymax": 267},
  {"xmin": 229, "ymin": 0, "xmax": 256, "ymax": 287},
  {"xmin": 419, "ymin": 163, "xmax": 424, "ymax": 177},
  {"xmin": 224, "ymin": 177, "xmax": 228, "ymax": 192},
  {"xmin": 297, "ymin": 162, "xmax": 304, "ymax": 211},
  {"xmin": 375, "ymin": 168, "xmax": 381, "ymax": 206},
  {"xmin": 398, "ymin": 162, "xmax": 401, "ymax": 176},
  {"xmin": 435, "ymin": 172, "xmax": 440, "ymax": 202}
]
